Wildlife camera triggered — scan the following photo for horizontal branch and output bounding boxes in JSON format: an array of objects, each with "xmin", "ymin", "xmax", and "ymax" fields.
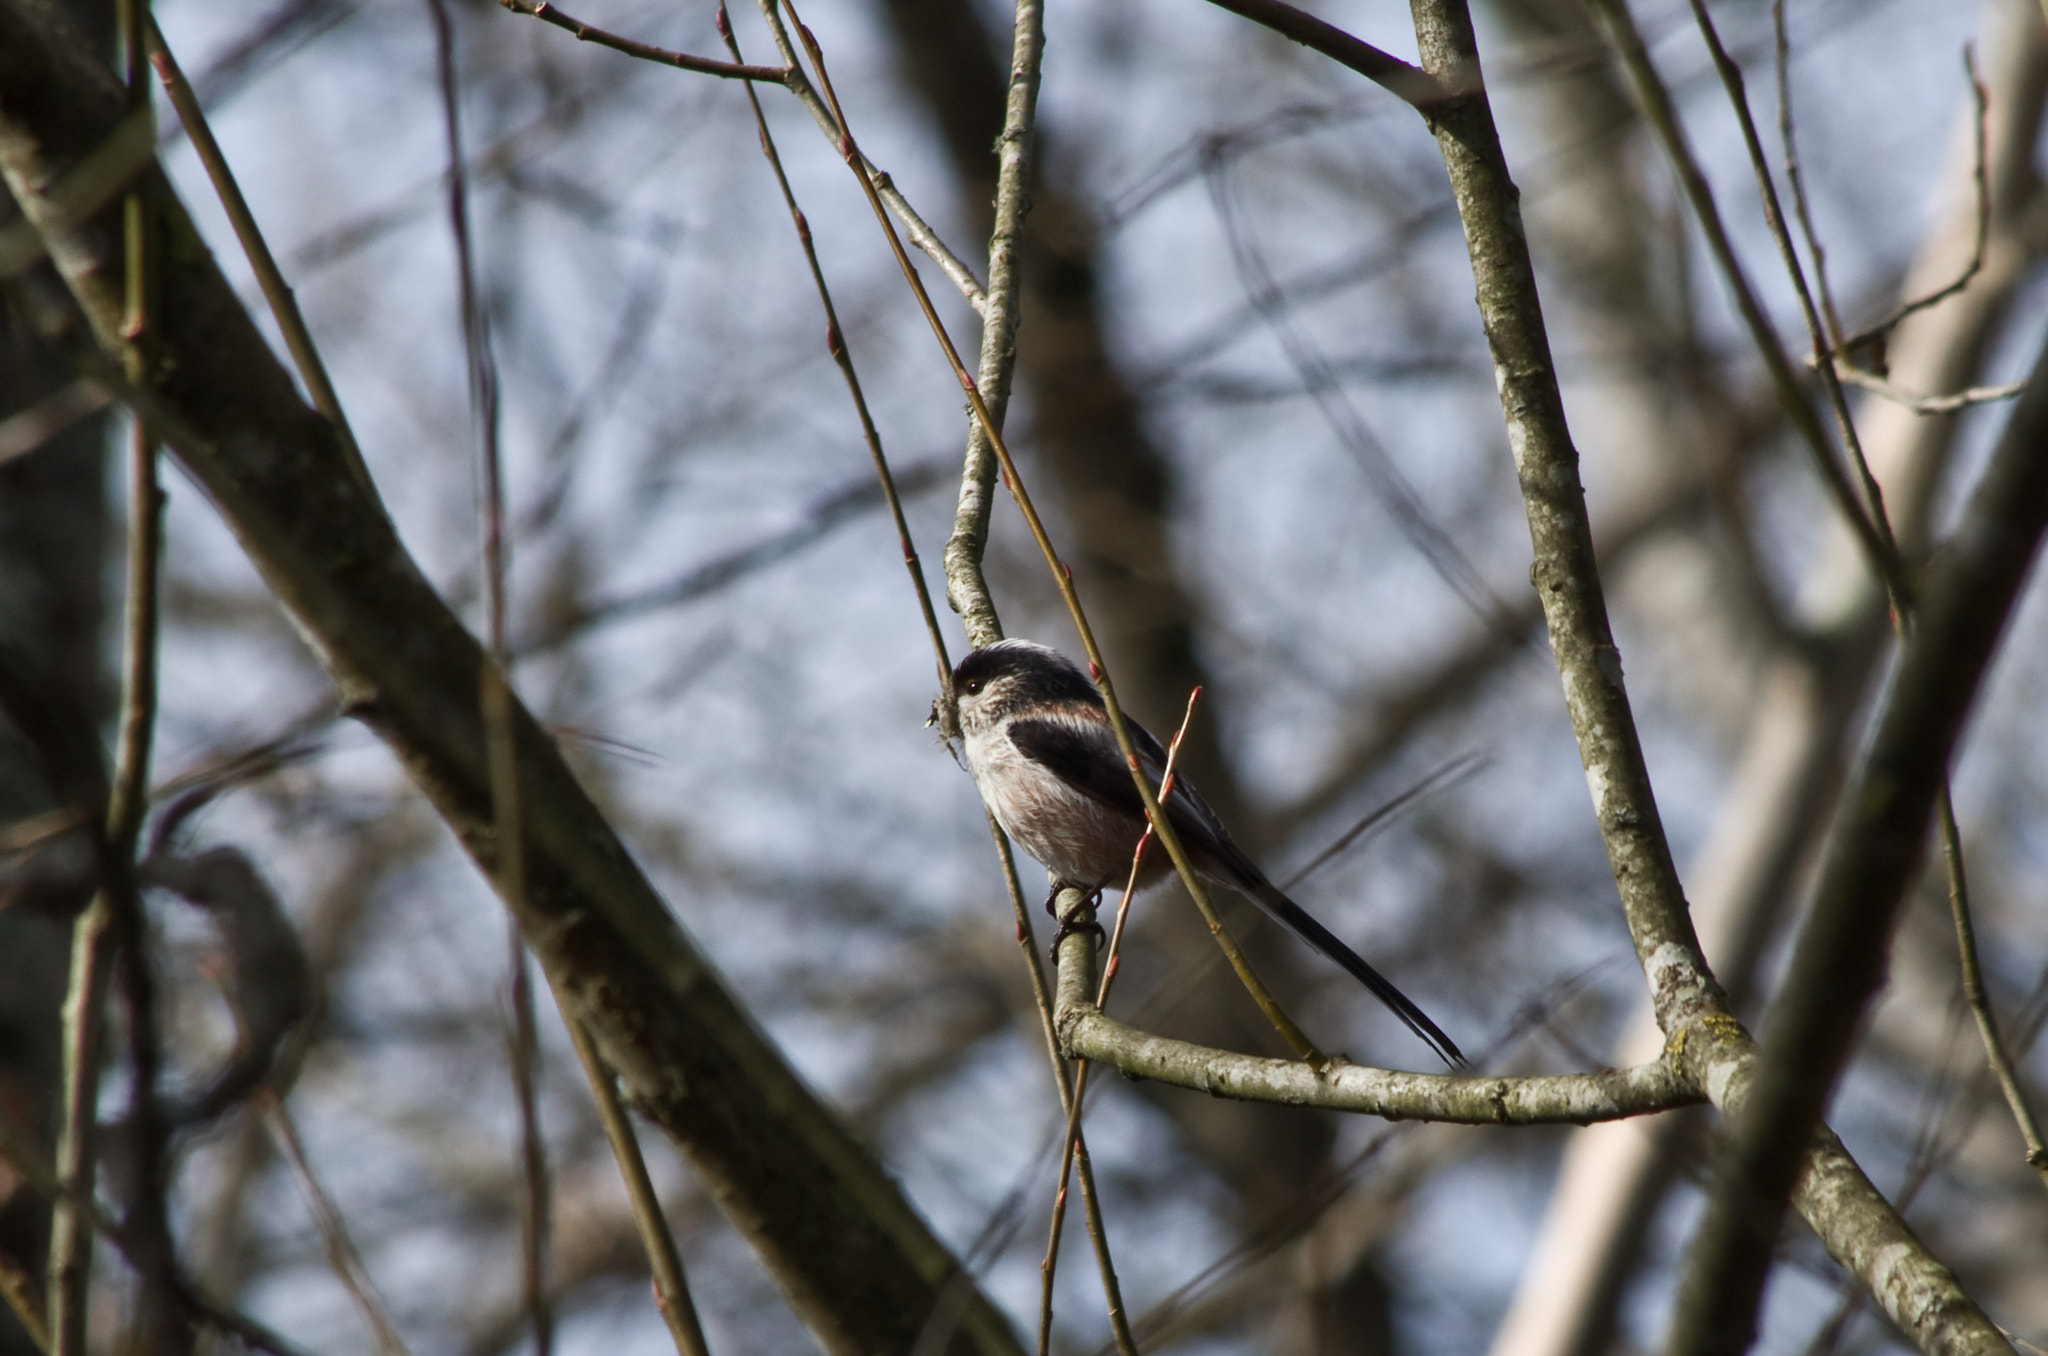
[{"xmin": 1051, "ymin": 928, "xmax": 1702, "ymax": 1125}]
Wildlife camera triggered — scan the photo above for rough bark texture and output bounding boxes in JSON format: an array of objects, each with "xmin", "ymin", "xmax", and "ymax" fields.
[
  {"xmin": 1485, "ymin": 1, "xmax": 2048, "ymax": 1350},
  {"xmin": 0, "ymin": 10, "xmax": 1020, "ymax": 1355},
  {"xmin": 1407, "ymin": 0, "xmax": 1711, "ymax": 1021},
  {"xmin": 1405, "ymin": 0, "xmax": 2015, "ymax": 1351}
]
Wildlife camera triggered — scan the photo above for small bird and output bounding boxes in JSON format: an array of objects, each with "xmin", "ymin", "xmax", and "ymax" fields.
[{"xmin": 949, "ymin": 638, "xmax": 1465, "ymax": 1069}]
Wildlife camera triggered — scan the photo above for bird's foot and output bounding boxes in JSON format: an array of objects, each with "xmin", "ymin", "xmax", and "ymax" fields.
[{"xmin": 1048, "ymin": 886, "xmax": 1105, "ymax": 957}]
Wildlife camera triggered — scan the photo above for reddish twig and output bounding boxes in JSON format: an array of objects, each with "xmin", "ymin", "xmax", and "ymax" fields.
[
  {"xmin": 1097, "ymin": 688, "xmax": 1203, "ymax": 1008},
  {"xmin": 778, "ymin": 0, "xmax": 1322, "ymax": 1066},
  {"xmin": 715, "ymin": 3, "xmax": 952, "ymax": 688},
  {"xmin": 1035, "ymin": 686, "xmax": 1199, "ymax": 1354}
]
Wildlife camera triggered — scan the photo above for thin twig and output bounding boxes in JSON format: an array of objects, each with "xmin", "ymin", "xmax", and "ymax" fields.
[
  {"xmin": 519, "ymin": 457, "xmax": 951, "ymax": 652},
  {"xmin": 498, "ymin": 0, "xmax": 987, "ymax": 312},
  {"xmin": 1938, "ymin": 790, "xmax": 2048, "ymax": 1188},
  {"xmin": 520, "ymin": 29, "xmax": 795, "ymax": 1348},
  {"xmin": 1829, "ymin": 48, "xmax": 1992, "ymax": 358},
  {"xmin": 1205, "ymin": 156, "xmax": 1512, "ymax": 628},
  {"xmin": 1684, "ymin": 0, "xmax": 1907, "ymax": 615},
  {"xmin": 561, "ymin": 1016, "xmax": 712, "ymax": 1356},
  {"xmin": 716, "ymin": 3, "xmax": 951, "ymax": 685},
  {"xmin": 1037, "ymin": 688, "xmax": 1199, "ymax": 1356},
  {"xmin": 501, "ymin": 894, "xmax": 551, "ymax": 1356},
  {"xmin": 1771, "ymin": 1, "xmax": 1844, "ymax": 349},
  {"xmin": 48, "ymin": 905, "xmax": 111, "ymax": 1356},
  {"xmin": 264, "ymin": 1096, "xmax": 412, "ymax": 1355},
  {"xmin": 0, "ymin": 1258, "xmax": 48, "ymax": 1356},
  {"xmin": 1279, "ymin": 754, "xmax": 1482, "ymax": 892},
  {"xmin": 1097, "ymin": 689, "xmax": 1202, "ymax": 1009},
  {"xmin": 498, "ymin": 0, "xmax": 788, "ymax": 80},
  {"xmin": 145, "ymin": 18, "xmax": 375, "ymax": 498},
  {"xmin": 1197, "ymin": 0, "xmax": 1451, "ymax": 109},
  {"xmin": 482, "ymin": 187, "xmax": 714, "ymax": 1356},
  {"xmin": 1583, "ymin": 0, "xmax": 1908, "ymax": 605},
  {"xmin": 0, "ymin": 377, "xmax": 109, "ymax": 466},
  {"xmin": 1833, "ymin": 366, "xmax": 2026, "ymax": 414},
  {"xmin": 426, "ymin": 2, "xmax": 553, "ymax": 1350},
  {"xmin": 0, "ymin": 1267, "xmax": 43, "ymax": 1356},
  {"xmin": 779, "ymin": 0, "xmax": 1323, "ymax": 1065},
  {"xmin": 1034, "ymin": 895, "xmax": 1139, "ymax": 1356},
  {"xmin": 51, "ymin": 7, "xmax": 167, "ymax": 1344}
]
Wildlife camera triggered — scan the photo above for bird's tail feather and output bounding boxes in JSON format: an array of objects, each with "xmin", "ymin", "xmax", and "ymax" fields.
[{"xmin": 1246, "ymin": 879, "xmax": 1467, "ymax": 1070}]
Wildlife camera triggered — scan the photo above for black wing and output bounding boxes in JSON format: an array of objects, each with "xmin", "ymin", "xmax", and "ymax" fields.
[
  {"xmin": 1007, "ymin": 714, "xmax": 1223, "ymax": 848},
  {"xmin": 1013, "ymin": 714, "xmax": 1467, "ymax": 1068},
  {"xmin": 1005, "ymin": 716, "xmax": 1146, "ymax": 818}
]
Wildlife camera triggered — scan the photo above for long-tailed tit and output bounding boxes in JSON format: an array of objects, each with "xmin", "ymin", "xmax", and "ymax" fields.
[{"xmin": 949, "ymin": 638, "xmax": 1465, "ymax": 1068}]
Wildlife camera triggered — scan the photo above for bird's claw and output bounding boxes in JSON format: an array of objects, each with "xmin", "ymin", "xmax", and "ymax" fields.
[{"xmin": 1048, "ymin": 887, "xmax": 1105, "ymax": 957}]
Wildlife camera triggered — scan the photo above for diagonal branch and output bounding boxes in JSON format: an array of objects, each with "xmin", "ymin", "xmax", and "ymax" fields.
[
  {"xmin": 0, "ymin": 9, "xmax": 1021, "ymax": 1355},
  {"xmin": 498, "ymin": 0, "xmax": 988, "ymax": 313},
  {"xmin": 1396, "ymin": 1, "xmax": 2012, "ymax": 1352},
  {"xmin": 1199, "ymin": 0, "xmax": 1453, "ymax": 109},
  {"xmin": 1668, "ymin": 311, "xmax": 2048, "ymax": 1356}
]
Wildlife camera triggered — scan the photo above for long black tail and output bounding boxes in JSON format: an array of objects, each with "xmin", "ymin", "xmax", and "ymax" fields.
[{"xmin": 1247, "ymin": 879, "xmax": 1467, "ymax": 1069}]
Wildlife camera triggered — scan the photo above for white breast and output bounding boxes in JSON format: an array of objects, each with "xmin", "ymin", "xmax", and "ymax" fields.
[{"xmin": 962, "ymin": 724, "xmax": 1141, "ymax": 889}]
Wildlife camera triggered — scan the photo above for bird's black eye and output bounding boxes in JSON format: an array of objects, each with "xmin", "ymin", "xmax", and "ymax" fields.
[{"xmin": 962, "ymin": 678, "xmax": 984, "ymax": 696}]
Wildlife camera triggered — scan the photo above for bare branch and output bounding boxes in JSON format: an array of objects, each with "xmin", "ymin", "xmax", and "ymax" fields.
[
  {"xmin": 559, "ymin": 1017, "xmax": 711, "ymax": 1356},
  {"xmin": 1831, "ymin": 49, "xmax": 1993, "ymax": 357},
  {"xmin": 0, "ymin": 9, "xmax": 1024, "ymax": 1351},
  {"xmin": 498, "ymin": 0, "xmax": 789, "ymax": 81},
  {"xmin": 1199, "ymin": 0, "xmax": 1452, "ymax": 109},
  {"xmin": 1671, "ymin": 335, "xmax": 2048, "ymax": 1356},
  {"xmin": 1833, "ymin": 365, "xmax": 2026, "ymax": 414},
  {"xmin": 264, "ymin": 1098, "xmax": 412, "ymax": 1356},
  {"xmin": 719, "ymin": 3, "xmax": 952, "ymax": 686},
  {"xmin": 500, "ymin": 0, "xmax": 989, "ymax": 313},
  {"xmin": 1938, "ymin": 792, "xmax": 2048, "ymax": 1188},
  {"xmin": 145, "ymin": 18, "xmax": 374, "ymax": 498},
  {"xmin": 779, "ymin": 0, "xmax": 1326, "ymax": 1062},
  {"xmin": 1582, "ymin": 0, "xmax": 1908, "ymax": 602},
  {"xmin": 1052, "ymin": 921, "xmax": 1698, "ymax": 1122}
]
